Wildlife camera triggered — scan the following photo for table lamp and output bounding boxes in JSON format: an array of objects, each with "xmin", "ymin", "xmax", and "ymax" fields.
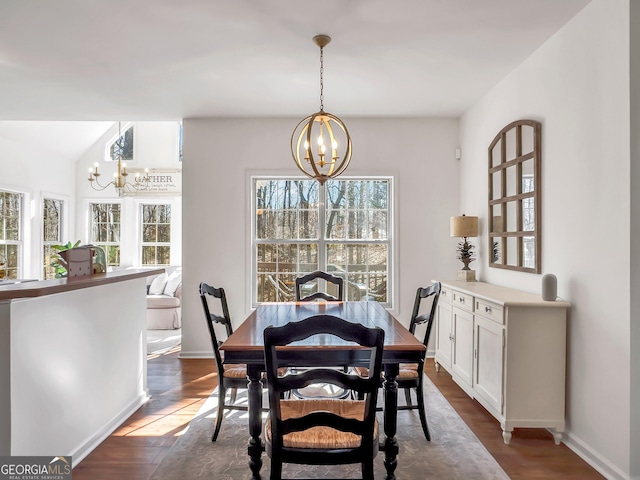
[{"xmin": 450, "ymin": 214, "xmax": 479, "ymax": 282}]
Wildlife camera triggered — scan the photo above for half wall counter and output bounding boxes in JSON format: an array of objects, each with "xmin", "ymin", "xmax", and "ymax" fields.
[{"xmin": 0, "ymin": 268, "xmax": 163, "ymax": 464}]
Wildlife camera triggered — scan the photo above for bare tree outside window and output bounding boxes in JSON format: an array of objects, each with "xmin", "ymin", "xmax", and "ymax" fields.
[
  {"xmin": 91, "ymin": 203, "xmax": 121, "ymax": 266},
  {"xmin": 254, "ymin": 178, "xmax": 391, "ymax": 304},
  {"xmin": 0, "ymin": 191, "xmax": 22, "ymax": 280},
  {"xmin": 43, "ymin": 198, "xmax": 63, "ymax": 279},
  {"xmin": 141, "ymin": 204, "xmax": 171, "ymax": 266}
]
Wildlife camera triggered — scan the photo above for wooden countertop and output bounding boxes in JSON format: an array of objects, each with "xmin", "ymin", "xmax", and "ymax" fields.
[{"xmin": 0, "ymin": 268, "xmax": 164, "ymax": 301}]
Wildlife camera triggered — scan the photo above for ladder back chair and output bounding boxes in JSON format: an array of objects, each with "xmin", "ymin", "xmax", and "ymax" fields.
[
  {"xmin": 263, "ymin": 314, "xmax": 385, "ymax": 480},
  {"xmin": 397, "ymin": 282, "xmax": 441, "ymax": 440},
  {"xmin": 295, "ymin": 270, "xmax": 344, "ymax": 302},
  {"xmin": 354, "ymin": 281, "xmax": 441, "ymax": 441},
  {"xmin": 199, "ymin": 282, "xmax": 251, "ymax": 441}
]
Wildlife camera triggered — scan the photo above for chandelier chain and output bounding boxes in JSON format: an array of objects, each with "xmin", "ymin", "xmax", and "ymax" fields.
[{"xmin": 319, "ymin": 46, "xmax": 324, "ymax": 111}]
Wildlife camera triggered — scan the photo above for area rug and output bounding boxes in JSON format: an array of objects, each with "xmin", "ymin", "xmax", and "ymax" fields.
[
  {"xmin": 147, "ymin": 329, "xmax": 181, "ymax": 355},
  {"xmin": 149, "ymin": 373, "xmax": 508, "ymax": 480}
]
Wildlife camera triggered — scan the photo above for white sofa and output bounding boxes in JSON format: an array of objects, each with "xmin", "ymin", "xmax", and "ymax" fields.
[{"xmin": 146, "ymin": 267, "xmax": 182, "ymax": 329}]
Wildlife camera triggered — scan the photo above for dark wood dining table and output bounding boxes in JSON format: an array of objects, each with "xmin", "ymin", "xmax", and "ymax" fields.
[{"xmin": 220, "ymin": 301, "xmax": 426, "ymax": 480}]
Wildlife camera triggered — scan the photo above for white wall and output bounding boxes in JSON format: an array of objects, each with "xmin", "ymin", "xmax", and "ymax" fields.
[
  {"xmin": 629, "ymin": 1, "xmax": 640, "ymax": 477},
  {"xmin": 460, "ymin": 0, "xmax": 632, "ymax": 478},
  {"xmin": 0, "ymin": 127, "xmax": 76, "ymax": 279},
  {"xmin": 181, "ymin": 117, "xmax": 460, "ymax": 356}
]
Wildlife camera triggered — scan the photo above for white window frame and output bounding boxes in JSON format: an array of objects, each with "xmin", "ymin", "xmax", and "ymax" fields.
[
  {"xmin": 104, "ymin": 121, "xmax": 137, "ymax": 163},
  {"xmin": 41, "ymin": 194, "xmax": 68, "ymax": 280},
  {"xmin": 0, "ymin": 187, "xmax": 26, "ymax": 280},
  {"xmin": 138, "ymin": 202, "xmax": 172, "ymax": 266},
  {"xmin": 89, "ymin": 201, "xmax": 123, "ymax": 267},
  {"xmin": 250, "ymin": 175, "xmax": 394, "ymax": 308}
]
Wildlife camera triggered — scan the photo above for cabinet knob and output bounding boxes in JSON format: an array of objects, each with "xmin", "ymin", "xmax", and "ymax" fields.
[
  {"xmin": 459, "ymin": 297, "xmax": 465, "ymax": 304},
  {"xmin": 485, "ymin": 306, "xmax": 491, "ymax": 313}
]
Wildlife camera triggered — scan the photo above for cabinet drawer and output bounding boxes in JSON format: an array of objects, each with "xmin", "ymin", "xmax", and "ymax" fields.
[
  {"xmin": 452, "ymin": 290, "xmax": 473, "ymax": 312},
  {"xmin": 440, "ymin": 285, "xmax": 453, "ymax": 304},
  {"xmin": 475, "ymin": 299, "xmax": 504, "ymax": 324}
]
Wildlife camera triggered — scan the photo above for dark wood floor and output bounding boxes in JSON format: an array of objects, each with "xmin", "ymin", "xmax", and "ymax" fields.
[{"xmin": 73, "ymin": 347, "xmax": 604, "ymax": 479}]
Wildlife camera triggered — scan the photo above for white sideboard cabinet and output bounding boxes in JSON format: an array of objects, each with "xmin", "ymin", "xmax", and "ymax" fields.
[{"xmin": 433, "ymin": 280, "xmax": 570, "ymax": 445}]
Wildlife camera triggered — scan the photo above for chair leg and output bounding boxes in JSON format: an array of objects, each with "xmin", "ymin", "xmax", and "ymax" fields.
[
  {"xmin": 416, "ymin": 383, "xmax": 430, "ymax": 441},
  {"xmin": 404, "ymin": 386, "xmax": 412, "ymax": 406},
  {"xmin": 229, "ymin": 387, "xmax": 238, "ymax": 404},
  {"xmin": 270, "ymin": 457, "xmax": 283, "ymax": 480},
  {"xmin": 362, "ymin": 459, "xmax": 375, "ymax": 480},
  {"xmin": 212, "ymin": 386, "xmax": 226, "ymax": 442}
]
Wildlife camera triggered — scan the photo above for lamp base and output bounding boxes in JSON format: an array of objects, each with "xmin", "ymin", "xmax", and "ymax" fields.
[{"xmin": 457, "ymin": 269, "xmax": 476, "ymax": 282}]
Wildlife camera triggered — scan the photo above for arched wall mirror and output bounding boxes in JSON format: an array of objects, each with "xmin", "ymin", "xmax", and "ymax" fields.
[{"xmin": 488, "ymin": 119, "xmax": 541, "ymax": 273}]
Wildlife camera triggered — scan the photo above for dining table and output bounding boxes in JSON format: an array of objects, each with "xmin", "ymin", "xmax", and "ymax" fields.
[{"xmin": 220, "ymin": 300, "xmax": 426, "ymax": 480}]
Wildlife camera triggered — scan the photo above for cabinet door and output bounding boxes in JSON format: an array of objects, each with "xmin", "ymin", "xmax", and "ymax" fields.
[
  {"xmin": 435, "ymin": 300, "xmax": 453, "ymax": 371},
  {"xmin": 474, "ymin": 315, "xmax": 504, "ymax": 415},
  {"xmin": 451, "ymin": 306, "xmax": 474, "ymax": 393}
]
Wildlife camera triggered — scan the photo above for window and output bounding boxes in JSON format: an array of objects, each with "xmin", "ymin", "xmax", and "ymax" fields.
[
  {"xmin": 253, "ymin": 178, "xmax": 391, "ymax": 305},
  {"xmin": 90, "ymin": 203, "xmax": 121, "ymax": 266},
  {"xmin": 106, "ymin": 124, "xmax": 134, "ymax": 162},
  {"xmin": 140, "ymin": 204, "xmax": 171, "ymax": 265},
  {"xmin": 0, "ymin": 190, "xmax": 22, "ymax": 280},
  {"xmin": 43, "ymin": 198, "xmax": 63, "ymax": 279}
]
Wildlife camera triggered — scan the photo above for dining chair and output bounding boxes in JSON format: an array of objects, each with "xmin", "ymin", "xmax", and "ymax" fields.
[
  {"xmin": 199, "ymin": 282, "xmax": 250, "ymax": 441},
  {"xmin": 263, "ymin": 314, "xmax": 385, "ymax": 480},
  {"xmin": 355, "ymin": 281, "xmax": 441, "ymax": 441},
  {"xmin": 295, "ymin": 270, "xmax": 344, "ymax": 302}
]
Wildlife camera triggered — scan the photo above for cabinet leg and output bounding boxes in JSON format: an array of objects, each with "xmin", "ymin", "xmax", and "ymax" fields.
[
  {"xmin": 551, "ymin": 430, "xmax": 563, "ymax": 445},
  {"xmin": 502, "ymin": 428, "xmax": 512, "ymax": 445}
]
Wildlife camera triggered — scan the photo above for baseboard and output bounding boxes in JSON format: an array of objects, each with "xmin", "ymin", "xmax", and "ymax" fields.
[
  {"xmin": 71, "ymin": 392, "xmax": 149, "ymax": 467},
  {"xmin": 563, "ymin": 430, "xmax": 630, "ymax": 480}
]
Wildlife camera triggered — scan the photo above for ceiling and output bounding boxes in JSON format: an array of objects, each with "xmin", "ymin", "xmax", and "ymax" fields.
[{"xmin": 0, "ymin": 0, "xmax": 591, "ymax": 121}]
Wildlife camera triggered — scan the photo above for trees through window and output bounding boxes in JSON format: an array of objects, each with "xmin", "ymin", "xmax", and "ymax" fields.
[
  {"xmin": 254, "ymin": 178, "xmax": 391, "ymax": 305},
  {"xmin": 43, "ymin": 198, "xmax": 63, "ymax": 279},
  {"xmin": 140, "ymin": 204, "xmax": 171, "ymax": 266},
  {"xmin": 0, "ymin": 190, "xmax": 22, "ymax": 280},
  {"xmin": 90, "ymin": 203, "xmax": 121, "ymax": 266}
]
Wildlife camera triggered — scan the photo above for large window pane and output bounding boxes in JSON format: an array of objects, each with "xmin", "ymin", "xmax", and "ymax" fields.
[
  {"xmin": 254, "ymin": 178, "xmax": 391, "ymax": 305},
  {"xmin": 140, "ymin": 203, "xmax": 171, "ymax": 266},
  {"xmin": 91, "ymin": 203, "xmax": 121, "ymax": 267},
  {"xmin": 43, "ymin": 198, "xmax": 63, "ymax": 279},
  {"xmin": 0, "ymin": 191, "xmax": 22, "ymax": 279}
]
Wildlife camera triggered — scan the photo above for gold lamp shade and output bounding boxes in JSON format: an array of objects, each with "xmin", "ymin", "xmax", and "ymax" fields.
[{"xmin": 450, "ymin": 215, "xmax": 478, "ymax": 238}]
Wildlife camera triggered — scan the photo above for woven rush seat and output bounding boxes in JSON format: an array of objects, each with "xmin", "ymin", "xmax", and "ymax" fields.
[
  {"xmin": 222, "ymin": 364, "xmax": 287, "ymax": 379},
  {"xmin": 354, "ymin": 364, "xmax": 420, "ymax": 380},
  {"xmin": 265, "ymin": 399, "xmax": 378, "ymax": 449}
]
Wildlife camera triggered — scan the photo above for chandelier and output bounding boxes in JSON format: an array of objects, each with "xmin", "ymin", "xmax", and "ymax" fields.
[
  {"xmin": 88, "ymin": 122, "xmax": 149, "ymax": 195},
  {"xmin": 291, "ymin": 35, "xmax": 352, "ymax": 185}
]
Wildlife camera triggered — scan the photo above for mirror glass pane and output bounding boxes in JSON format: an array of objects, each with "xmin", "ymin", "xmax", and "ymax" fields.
[
  {"xmin": 506, "ymin": 201, "xmax": 517, "ymax": 231},
  {"xmin": 522, "ymin": 197, "xmax": 535, "ymax": 231},
  {"xmin": 505, "ymin": 128, "xmax": 517, "ymax": 160},
  {"xmin": 523, "ymin": 236, "xmax": 535, "ymax": 268},
  {"xmin": 491, "ymin": 139, "xmax": 502, "ymax": 167},
  {"xmin": 492, "ymin": 204, "xmax": 503, "ymax": 232},
  {"xmin": 491, "ymin": 237, "xmax": 502, "ymax": 264},
  {"xmin": 521, "ymin": 125, "xmax": 534, "ymax": 154},
  {"xmin": 506, "ymin": 237, "xmax": 518, "ymax": 265},
  {"xmin": 492, "ymin": 172, "xmax": 502, "ymax": 201},
  {"xmin": 522, "ymin": 158, "xmax": 534, "ymax": 179},
  {"xmin": 506, "ymin": 166, "xmax": 517, "ymax": 197}
]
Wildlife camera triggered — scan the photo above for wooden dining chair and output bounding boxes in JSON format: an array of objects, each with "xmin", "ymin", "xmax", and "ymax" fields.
[
  {"xmin": 199, "ymin": 282, "xmax": 251, "ymax": 441},
  {"xmin": 263, "ymin": 314, "xmax": 385, "ymax": 480},
  {"xmin": 295, "ymin": 270, "xmax": 344, "ymax": 302},
  {"xmin": 354, "ymin": 281, "xmax": 441, "ymax": 441}
]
